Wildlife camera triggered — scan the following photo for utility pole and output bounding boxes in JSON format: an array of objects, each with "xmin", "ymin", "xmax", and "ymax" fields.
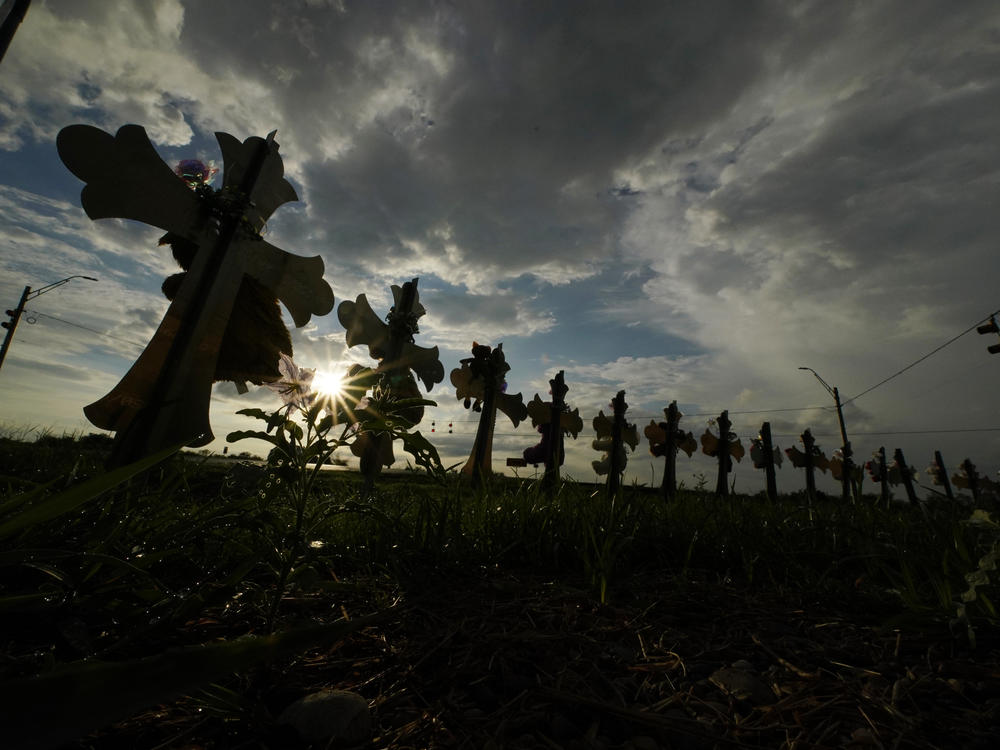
[
  {"xmin": 0, "ymin": 0, "xmax": 31, "ymax": 65},
  {"xmin": 977, "ymin": 315, "xmax": 1000, "ymax": 354},
  {"xmin": 0, "ymin": 276, "xmax": 98, "ymax": 373},
  {"xmin": 800, "ymin": 366, "xmax": 854, "ymax": 502},
  {"xmin": 0, "ymin": 285, "xmax": 30, "ymax": 372}
]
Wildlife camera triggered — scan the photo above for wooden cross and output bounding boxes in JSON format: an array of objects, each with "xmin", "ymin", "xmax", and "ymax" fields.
[
  {"xmin": 785, "ymin": 428, "xmax": 828, "ymax": 502},
  {"xmin": 952, "ymin": 459, "xmax": 999, "ymax": 502},
  {"xmin": 57, "ymin": 124, "xmax": 334, "ymax": 465},
  {"xmin": 749, "ymin": 422, "xmax": 781, "ymax": 502},
  {"xmin": 523, "ymin": 370, "xmax": 583, "ymax": 493},
  {"xmin": 644, "ymin": 400, "xmax": 696, "ymax": 501},
  {"xmin": 337, "ymin": 278, "xmax": 444, "ymax": 478},
  {"xmin": 828, "ymin": 449, "xmax": 862, "ymax": 502},
  {"xmin": 592, "ymin": 390, "xmax": 639, "ymax": 498},
  {"xmin": 926, "ymin": 450, "xmax": 955, "ymax": 500},
  {"xmin": 450, "ymin": 342, "xmax": 527, "ymax": 485},
  {"xmin": 700, "ymin": 410, "xmax": 744, "ymax": 496},
  {"xmin": 892, "ymin": 448, "xmax": 918, "ymax": 505},
  {"xmin": 866, "ymin": 447, "xmax": 890, "ymax": 506}
]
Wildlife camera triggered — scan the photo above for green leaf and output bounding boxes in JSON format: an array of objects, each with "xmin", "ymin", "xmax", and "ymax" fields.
[
  {"xmin": 398, "ymin": 430, "xmax": 445, "ymax": 477},
  {"xmin": 226, "ymin": 429, "xmax": 282, "ymax": 447},
  {"xmin": 267, "ymin": 409, "xmax": 288, "ymax": 434},
  {"xmin": 315, "ymin": 413, "xmax": 334, "ymax": 434},
  {"xmin": 389, "ymin": 397, "xmax": 438, "ymax": 410},
  {"xmin": 0, "ymin": 443, "xmax": 183, "ymax": 540}
]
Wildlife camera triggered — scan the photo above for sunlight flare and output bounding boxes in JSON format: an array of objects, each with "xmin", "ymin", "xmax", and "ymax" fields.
[{"xmin": 312, "ymin": 369, "xmax": 344, "ymax": 399}]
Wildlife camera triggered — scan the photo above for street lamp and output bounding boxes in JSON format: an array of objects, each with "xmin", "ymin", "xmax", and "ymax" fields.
[
  {"xmin": 799, "ymin": 366, "xmax": 854, "ymax": 501},
  {"xmin": 0, "ymin": 275, "xmax": 99, "ymax": 372}
]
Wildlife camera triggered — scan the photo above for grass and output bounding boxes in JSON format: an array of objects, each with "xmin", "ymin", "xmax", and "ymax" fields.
[{"xmin": 1, "ymin": 432, "xmax": 999, "ymax": 747}]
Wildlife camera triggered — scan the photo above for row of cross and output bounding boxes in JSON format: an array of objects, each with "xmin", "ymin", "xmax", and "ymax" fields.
[{"xmin": 55, "ymin": 124, "xmax": 998, "ymax": 503}]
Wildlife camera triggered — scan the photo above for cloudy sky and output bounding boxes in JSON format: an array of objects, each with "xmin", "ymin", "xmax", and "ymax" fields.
[{"xmin": 1, "ymin": 0, "xmax": 999, "ymax": 495}]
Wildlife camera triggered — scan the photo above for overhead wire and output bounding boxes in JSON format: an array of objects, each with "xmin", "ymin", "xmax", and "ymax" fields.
[
  {"xmin": 842, "ymin": 306, "xmax": 1000, "ymax": 406},
  {"xmin": 23, "ymin": 309, "xmax": 147, "ymax": 350}
]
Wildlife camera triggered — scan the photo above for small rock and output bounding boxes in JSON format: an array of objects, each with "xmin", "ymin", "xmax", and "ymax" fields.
[
  {"xmin": 277, "ymin": 689, "xmax": 372, "ymax": 744},
  {"xmin": 709, "ymin": 667, "xmax": 774, "ymax": 705},
  {"xmin": 631, "ymin": 736, "xmax": 661, "ymax": 750}
]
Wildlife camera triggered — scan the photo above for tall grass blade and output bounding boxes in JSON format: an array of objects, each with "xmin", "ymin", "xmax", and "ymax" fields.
[{"xmin": 0, "ymin": 444, "xmax": 182, "ymax": 539}]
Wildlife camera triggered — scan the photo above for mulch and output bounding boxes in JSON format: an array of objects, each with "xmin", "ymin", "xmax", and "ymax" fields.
[{"xmin": 91, "ymin": 569, "xmax": 1000, "ymax": 750}]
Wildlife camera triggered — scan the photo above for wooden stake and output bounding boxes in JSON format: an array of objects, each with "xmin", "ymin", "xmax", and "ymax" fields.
[
  {"xmin": 544, "ymin": 371, "xmax": 568, "ymax": 495},
  {"xmin": 760, "ymin": 422, "xmax": 778, "ymax": 502},
  {"xmin": 607, "ymin": 390, "xmax": 627, "ymax": 498},
  {"xmin": 662, "ymin": 402, "xmax": 681, "ymax": 500},
  {"xmin": 961, "ymin": 458, "xmax": 980, "ymax": 503},
  {"xmin": 715, "ymin": 410, "xmax": 732, "ymax": 497},
  {"xmin": 933, "ymin": 450, "xmax": 954, "ymax": 500},
  {"xmin": 801, "ymin": 429, "xmax": 817, "ymax": 503},
  {"xmin": 878, "ymin": 446, "xmax": 889, "ymax": 507},
  {"xmin": 894, "ymin": 448, "xmax": 918, "ymax": 505}
]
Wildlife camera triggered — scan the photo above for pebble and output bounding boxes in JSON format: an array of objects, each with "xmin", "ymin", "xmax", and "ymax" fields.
[{"xmin": 276, "ymin": 689, "xmax": 372, "ymax": 744}]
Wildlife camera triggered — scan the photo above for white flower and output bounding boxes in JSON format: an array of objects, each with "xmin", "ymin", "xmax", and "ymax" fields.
[{"xmin": 265, "ymin": 354, "xmax": 316, "ymax": 408}]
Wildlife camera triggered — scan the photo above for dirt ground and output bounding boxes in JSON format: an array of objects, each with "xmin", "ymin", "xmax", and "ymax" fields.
[{"xmin": 88, "ymin": 569, "xmax": 1000, "ymax": 750}]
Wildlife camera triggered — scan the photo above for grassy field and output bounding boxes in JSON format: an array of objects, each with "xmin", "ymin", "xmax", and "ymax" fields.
[{"xmin": 2, "ymin": 433, "xmax": 999, "ymax": 749}]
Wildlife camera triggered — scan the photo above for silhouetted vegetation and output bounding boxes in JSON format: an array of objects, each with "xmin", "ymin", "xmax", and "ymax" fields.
[{"xmin": 2, "ymin": 433, "xmax": 999, "ymax": 748}]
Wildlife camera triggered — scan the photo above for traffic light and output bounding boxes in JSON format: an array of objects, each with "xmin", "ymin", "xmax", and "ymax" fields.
[
  {"xmin": 2, "ymin": 308, "xmax": 19, "ymax": 330},
  {"xmin": 978, "ymin": 316, "xmax": 1000, "ymax": 354}
]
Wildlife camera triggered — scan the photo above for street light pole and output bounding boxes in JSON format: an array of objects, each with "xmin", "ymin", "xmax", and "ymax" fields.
[
  {"xmin": 0, "ymin": 275, "xmax": 98, "ymax": 373},
  {"xmin": 799, "ymin": 366, "xmax": 854, "ymax": 502}
]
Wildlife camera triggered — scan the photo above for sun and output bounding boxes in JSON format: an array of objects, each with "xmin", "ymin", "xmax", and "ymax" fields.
[{"xmin": 312, "ymin": 369, "xmax": 344, "ymax": 399}]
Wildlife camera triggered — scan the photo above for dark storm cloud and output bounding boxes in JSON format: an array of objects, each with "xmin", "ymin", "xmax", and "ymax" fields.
[
  {"xmin": 177, "ymin": 0, "xmax": 793, "ymax": 286},
  {"xmin": 705, "ymin": 1, "xmax": 1000, "ymax": 307}
]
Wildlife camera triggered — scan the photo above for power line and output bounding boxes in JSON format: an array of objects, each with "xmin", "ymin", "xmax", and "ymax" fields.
[
  {"xmin": 441, "ymin": 405, "xmax": 833, "ymax": 425},
  {"xmin": 24, "ymin": 310, "xmax": 146, "ymax": 350},
  {"xmin": 756, "ymin": 427, "xmax": 1000, "ymax": 438},
  {"xmin": 651, "ymin": 406, "xmax": 832, "ymax": 419},
  {"xmin": 843, "ymin": 306, "xmax": 1000, "ymax": 406}
]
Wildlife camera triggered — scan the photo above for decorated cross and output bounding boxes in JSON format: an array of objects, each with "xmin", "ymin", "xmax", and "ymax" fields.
[
  {"xmin": 57, "ymin": 124, "xmax": 334, "ymax": 465},
  {"xmin": 337, "ymin": 278, "xmax": 444, "ymax": 481},
  {"xmin": 592, "ymin": 390, "xmax": 639, "ymax": 498},
  {"xmin": 523, "ymin": 371, "xmax": 583, "ymax": 493},
  {"xmin": 785, "ymin": 428, "xmax": 828, "ymax": 501},
  {"xmin": 952, "ymin": 459, "xmax": 999, "ymax": 503},
  {"xmin": 644, "ymin": 400, "xmax": 696, "ymax": 501},
  {"xmin": 891, "ymin": 448, "xmax": 919, "ymax": 505},
  {"xmin": 450, "ymin": 342, "xmax": 527, "ymax": 485},
  {"xmin": 828, "ymin": 449, "xmax": 863, "ymax": 502},
  {"xmin": 700, "ymin": 410, "xmax": 744, "ymax": 496},
  {"xmin": 865, "ymin": 447, "xmax": 890, "ymax": 506}
]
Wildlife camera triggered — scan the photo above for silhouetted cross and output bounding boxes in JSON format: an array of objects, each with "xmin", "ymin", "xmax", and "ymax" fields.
[
  {"xmin": 58, "ymin": 124, "xmax": 334, "ymax": 464},
  {"xmin": 451, "ymin": 341, "xmax": 527, "ymax": 483}
]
